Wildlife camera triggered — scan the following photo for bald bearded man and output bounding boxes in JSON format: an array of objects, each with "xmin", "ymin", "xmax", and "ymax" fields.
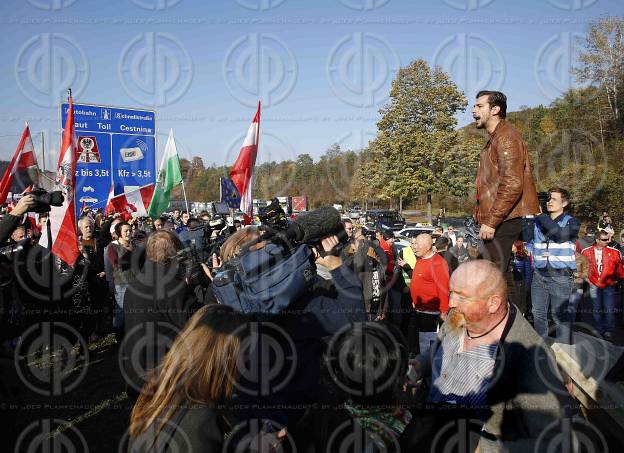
[{"xmin": 405, "ymin": 260, "xmax": 572, "ymax": 452}]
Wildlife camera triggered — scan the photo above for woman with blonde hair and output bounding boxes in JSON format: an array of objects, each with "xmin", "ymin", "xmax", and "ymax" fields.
[
  {"xmin": 128, "ymin": 304, "xmax": 245, "ymax": 452},
  {"xmin": 218, "ymin": 225, "xmax": 261, "ymax": 263}
]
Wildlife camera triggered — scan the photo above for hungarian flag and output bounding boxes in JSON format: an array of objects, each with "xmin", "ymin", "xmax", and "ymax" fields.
[
  {"xmin": 220, "ymin": 177, "xmax": 241, "ymax": 209},
  {"xmin": 230, "ymin": 102, "xmax": 260, "ymax": 224},
  {"xmin": 0, "ymin": 123, "xmax": 39, "ymax": 204},
  {"xmin": 108, "ymin": 184, "xmax": 155, "ymax": 219},
  {"xmin": 148, "ymin": 129, "xmax": 182, "ymax": 219},
  {"xmin": 39, "ymin": 92, "xmax": 79, "ymax": 266}
]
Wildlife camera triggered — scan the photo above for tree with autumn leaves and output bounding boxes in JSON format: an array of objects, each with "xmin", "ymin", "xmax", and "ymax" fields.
[{"xmin": 353, "ymin": 59, "xmax": 480, "ymax": 218}]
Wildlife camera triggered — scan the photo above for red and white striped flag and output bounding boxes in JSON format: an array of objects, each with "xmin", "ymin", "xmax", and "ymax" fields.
[
  {"xmin": 39, "ymin": 92, "xmax": 79, "ymax": 266},
  {"xmin": 107, "ymin": 184, "xmax": 155, "ymax": 219},
  {"xmin": 0, "ymin": 123, "xmax": 39, "ymax": 204},
  {"xmin": 230, "ymin": 102, "xmax": 260, "ymax": 224},
  {"xmin": 104, "ymin": 183, "xmax": 114, "ymax": 215}
]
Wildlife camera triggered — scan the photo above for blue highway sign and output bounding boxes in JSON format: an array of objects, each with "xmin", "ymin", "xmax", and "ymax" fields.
[{"xmin": 61, "ymin": 103, "xmax": 156, "ymax": 216}]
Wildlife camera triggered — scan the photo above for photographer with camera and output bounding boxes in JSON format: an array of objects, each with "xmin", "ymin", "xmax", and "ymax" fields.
[
  {"xmin": 531, "ymin": 188, "xmax": 580, "ymax": 340},
  {"xmin": 0, "ymin": 194, "xmax": 38, "ymax": 447},
  {"xmin": 3, "ymin": 191, "xmax": 67, "ymax": 326},
  {"xmin": 0, "ymin": 194, "xmax": 37, "ymax": 345},
  {"xmin": 209, "ymin": 207, "xmax": 367, "ymax": 426},
  {"xmin": 0, "ymin": 194, "xmax": 35, "ymax": 243}
]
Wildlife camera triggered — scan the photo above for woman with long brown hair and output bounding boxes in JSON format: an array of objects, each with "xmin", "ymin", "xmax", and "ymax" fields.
[{"xmin": 127, "ymin": 304, "xmax": 245, "ymax": 452}]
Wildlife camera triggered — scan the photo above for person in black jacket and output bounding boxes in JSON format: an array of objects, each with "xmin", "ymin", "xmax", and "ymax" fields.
[
  {"xmin": 434, "ymin": 236, "xmax": 459, "ymax": 275},
  {"xmin": 120, "ymin": 230, "xmax": 207, "ymax": 398},
  {"xmin": 293, "ymin": 322, "xmax": 410, "ymax": 453},
  {"xmin": 127, "ymin": 304, "xmax": 250, "ymax": 453},
  {"xmin": 342, "ymin": 236, "xmax": 388, "ymax": 321},
  {"xmin": 0, "ymin": 194, "xmax": 37, "ymax": 448}
]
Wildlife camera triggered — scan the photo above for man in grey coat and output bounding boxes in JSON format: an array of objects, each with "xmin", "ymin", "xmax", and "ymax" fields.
[{"xmin": 407, "ymin": 260, "xmax": 573, "ymax": 452}]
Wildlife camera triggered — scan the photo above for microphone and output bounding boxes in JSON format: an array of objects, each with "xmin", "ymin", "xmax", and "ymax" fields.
[{"xmin": 282, "ymin": 206, "xmax": 343, "ymax": 243}]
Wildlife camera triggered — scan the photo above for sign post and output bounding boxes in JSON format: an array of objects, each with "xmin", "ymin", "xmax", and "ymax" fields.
[{"xmin": 60, "ymin": 103, "xmax": 156, "ymax": 218}]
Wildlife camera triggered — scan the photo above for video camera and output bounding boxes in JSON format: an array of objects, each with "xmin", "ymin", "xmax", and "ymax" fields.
[
  {"xmin": 463, "ymin": 217, "xmax": 483, "ymax": 248},
  {"xmin": 211, "ymin": 206, "xmax": 348, "ymax": 315},
  {"xmin": 177, "ymin": 212, "xmax": 232, "ymax": 287},
  {"xmin": 28, "ymin": 188, "xmax": 64, "ymax": 213},
  {"xmin": 0, "ymin": 239, "xmax": 28, "ymax": 261},
  {"xmin": 195, "ymin": 216, "xmax": 230, "ymax": 256},
  {"xmin": 257, "ymin": 198, "xmax": 289, "ymax": 231},
  {"xmin": 176, "ymin": 246, "xmax": 211, "ymax": 289},
  {"xmin": 537, "ymin": 191, "xmax": 550, "ymax": 213}
]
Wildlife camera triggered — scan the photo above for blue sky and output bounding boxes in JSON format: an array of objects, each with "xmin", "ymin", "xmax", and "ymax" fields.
[{"xmin": 0, "ymin": 0, "xmax": 621, "ymax": 171}]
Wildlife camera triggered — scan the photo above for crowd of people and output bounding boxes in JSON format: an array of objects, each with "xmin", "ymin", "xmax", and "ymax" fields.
[
  {"xmin": 3, "ymin": 89, "xmax": 619, "ymax": 452},
  {"xmin": 0, "ymin": 195, "xmax": 603, "ymax": 452}
]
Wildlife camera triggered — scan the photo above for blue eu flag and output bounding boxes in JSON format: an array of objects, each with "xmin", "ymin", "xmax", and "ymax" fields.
[{"xmin": 220, "ymin": 178, "xmax": 241, "ymax": 209}]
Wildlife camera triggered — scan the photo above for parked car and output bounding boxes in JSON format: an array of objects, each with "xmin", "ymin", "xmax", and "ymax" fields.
[
  {"xmin": 396, "ymin": 226, "xmax": 435, "ymax": 238},
  {"xmin": 345, "ymin": 210, "xmax": 361, "ymax": 220},
  {"xmin": 364, "ymin": 210, "xmax": 406, "ymax": 231},
  {"xmin": 392, "ymin": 226, "xmax": 436, "ymax": 251},
  {"xmin": 438, "ymin": 216, "xmax": 468, "ymax": 235}
]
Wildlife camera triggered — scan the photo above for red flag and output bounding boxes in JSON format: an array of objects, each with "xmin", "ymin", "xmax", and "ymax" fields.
[
  {"xmin": 0, "ymin": 123, "xmax": 38, "ymax": 204},
  {"xmin": 108, "ymin": 184, "xmax": 155, "ymax": 218},
  {"xmin": 242, "ymin": 213, "xmax": 253, "ymax": 225},
  {"xmin": 39, "ymin": 92, "xmax": 79, "ymax": 265},
  {"xmin": 104, "ymin": 183, "xmax": 115, "ymax": 215},
  {"xmin": 230, "ymin": 102, "xmax": 260, "ymax": 219}
]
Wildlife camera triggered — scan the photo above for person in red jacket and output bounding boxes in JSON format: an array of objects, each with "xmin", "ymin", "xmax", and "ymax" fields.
[
  {"xmin": 580, "ymin": 230, "xmax": 624, "ymax": 340},
  {"xmin": 405, "ymin": 233, "xmax": 449, "ymax": 355},
  {"xmin": 375, "ymin": 229, "xmax": 395, "ymax": 277}
]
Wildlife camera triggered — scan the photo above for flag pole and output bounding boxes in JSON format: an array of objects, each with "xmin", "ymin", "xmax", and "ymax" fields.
[
  {"xmin": 181, "ymin": 178, "xmax": 189, "ymax": 214},
  {"xmin": 40, "ymin": 130, "xmax": 45, "ymax": 174}
]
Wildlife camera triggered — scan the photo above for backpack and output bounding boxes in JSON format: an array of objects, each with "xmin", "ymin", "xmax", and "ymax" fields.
[{"xmin": 211, "ymin": 243, "xmax": 317, "ymax": 315}]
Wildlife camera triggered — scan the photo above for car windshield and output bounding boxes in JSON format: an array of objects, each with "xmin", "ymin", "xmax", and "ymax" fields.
[
  {"xmin": 378, "ymin": 213, "xmax": 402, "ymax": 222},
  {"xmin": 404, "ymin": 229, "xmax": 432, "ymax": 237}
]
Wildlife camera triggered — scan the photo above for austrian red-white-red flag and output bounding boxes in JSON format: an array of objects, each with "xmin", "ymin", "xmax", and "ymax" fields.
[
  {"xmin": 39, "ymin": 92, "xmax": 80, "ymax": 266},
  {"xmin": 0, "ymin": 123, "xmax": 39, "ymax": 204},
  {"xmin": 104, "ymin": 183, "xmax": 115, "ymax": 215},
  {"xmin": 230, "ymin": 102, "xmax": 260, "ymax": 223},
  {"xmin": 108, "ymin": 184, "xmax": 155, "ymax": 219}
]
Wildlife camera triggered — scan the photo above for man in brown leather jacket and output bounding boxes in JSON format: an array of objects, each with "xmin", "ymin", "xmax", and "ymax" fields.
[{"xmin": 473, "ymin": 91, "xmax": 539, "ymax": 272}]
